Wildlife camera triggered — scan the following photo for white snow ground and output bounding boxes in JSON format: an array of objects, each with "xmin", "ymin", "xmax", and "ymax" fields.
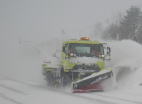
[{"xmin": 0, "ymin": 39, "xmax": 142, "ymax": 104}]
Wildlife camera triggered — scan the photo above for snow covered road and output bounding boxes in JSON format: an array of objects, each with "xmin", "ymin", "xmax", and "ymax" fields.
[
  {"xmin": 0, "ymin": 78, "xmax": 100, "ymax": 104},
  {"xmin": 0, "ymin": 78, "xmax": 142, "ymax": 104},
  {"xmin": 78, "ymin": 87, "xmax": 142, "ymax": 104}
]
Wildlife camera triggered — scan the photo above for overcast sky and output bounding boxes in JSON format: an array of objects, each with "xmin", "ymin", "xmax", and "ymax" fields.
[{"xmin": 1, "ymin": 0, "xmax": 142, "ymax": 42}]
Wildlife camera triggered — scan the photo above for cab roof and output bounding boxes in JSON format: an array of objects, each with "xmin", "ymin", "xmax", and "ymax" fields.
[{"xmin": 63, "ymin": 40, "xmax": 101, "ymax": 45}]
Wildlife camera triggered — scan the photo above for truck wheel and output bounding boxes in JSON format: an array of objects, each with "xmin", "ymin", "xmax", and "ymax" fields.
[
  {"xmin": 62, "ymin": 73, "xmax": 72, "ymax": 87},
  {"xmin": 45, "ymin": 72, "xmax": 54, "ymax": 87}
]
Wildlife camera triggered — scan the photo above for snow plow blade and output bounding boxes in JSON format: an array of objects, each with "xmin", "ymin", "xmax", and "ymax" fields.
[{"xmin": 72, "ymin": 70, "xmax": 112, "ymax": 93}]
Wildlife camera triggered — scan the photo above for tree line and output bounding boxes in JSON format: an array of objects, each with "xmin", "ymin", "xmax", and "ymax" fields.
[{"xmin": 102, "ymin": 6, "xmax": 142, "ymax": 44}]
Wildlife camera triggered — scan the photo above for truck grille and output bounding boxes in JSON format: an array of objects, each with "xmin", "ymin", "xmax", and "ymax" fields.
[{"xmin": 73, "ymin": 64, "xmax": 100, "ymax": 73}]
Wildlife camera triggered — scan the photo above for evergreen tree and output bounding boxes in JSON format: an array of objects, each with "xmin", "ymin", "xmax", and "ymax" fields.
[
  {"xmin": 118, "ymin": 6, "xmax": 141, "ymax": 40},
  {"xmin": 103, "ymin": 6, "xmax": 142, "ymax": 43}
]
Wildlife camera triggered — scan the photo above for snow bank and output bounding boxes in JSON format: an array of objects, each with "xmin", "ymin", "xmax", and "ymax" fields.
[{"xmin": 110, "ymin": 40, "xmax": 142, "ymax": 88}]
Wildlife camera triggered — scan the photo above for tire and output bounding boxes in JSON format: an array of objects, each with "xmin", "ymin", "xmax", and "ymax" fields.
[
  {"xmin": 61, "ymin": 72, "xmax": 72, "ymax": 86},
  {"xmin": 45, "ymin": 72, "xmax": 55, "ymax": 87}
]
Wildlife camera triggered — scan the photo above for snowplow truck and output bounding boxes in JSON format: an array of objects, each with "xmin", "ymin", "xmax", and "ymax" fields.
[{"xmin": 42, "ymin": 37, "xmax": 112, "ymax": 93}]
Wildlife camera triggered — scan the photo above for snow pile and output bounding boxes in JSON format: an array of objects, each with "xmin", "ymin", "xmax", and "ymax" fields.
[{"xmin": 110, "ymin": 40, "xmax": 142, "ymax": 88}]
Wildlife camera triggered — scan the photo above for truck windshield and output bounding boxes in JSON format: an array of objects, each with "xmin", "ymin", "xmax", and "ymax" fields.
[{"xmin": 69, "ymin": 43, "xmax": 104, "ymax": 57}]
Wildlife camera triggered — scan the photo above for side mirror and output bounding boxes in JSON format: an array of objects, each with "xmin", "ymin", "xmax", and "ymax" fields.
[
  {"xmin": 107, "ymin": 47, "xmax": 111, "ymax": 55},
  {"xmin": 103, "ymin": 46, "xmax": 111, "ymax": 60}
]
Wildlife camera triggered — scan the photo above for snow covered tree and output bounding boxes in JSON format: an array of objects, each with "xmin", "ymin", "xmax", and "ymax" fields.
[
  {"xmin": 103, "ymin": 6, "xmax": 142, "ymax": 42},
  {"xmin": 135, "ymin": 19, "xmax": 142, "ymax": 43},
  {"xmin": 118, "ymin": 6, "xmax": 141, "ymax": 40}
]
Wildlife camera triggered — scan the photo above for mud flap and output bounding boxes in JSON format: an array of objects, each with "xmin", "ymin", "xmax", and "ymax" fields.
[{"xmin": 72, "ymin": 70, "xmax": 112, "ymax": 93}]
